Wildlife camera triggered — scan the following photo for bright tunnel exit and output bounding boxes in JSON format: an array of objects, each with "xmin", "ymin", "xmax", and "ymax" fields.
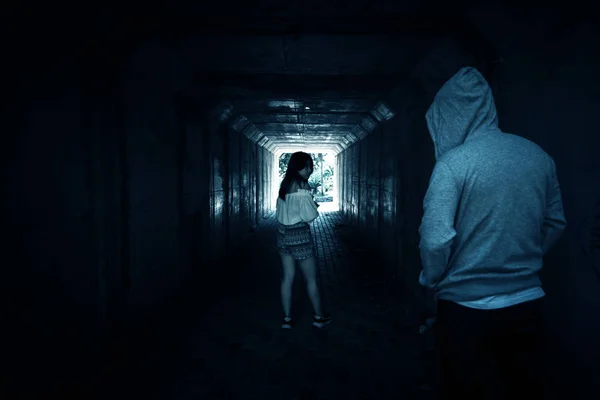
[{"xmin": 275, "ymin": 151, "xmax": 340, "ymax": 212}]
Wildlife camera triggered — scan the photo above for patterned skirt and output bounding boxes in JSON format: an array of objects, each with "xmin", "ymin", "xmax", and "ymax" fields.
[{"xmin": 277, "ymin": 221, "xmax": 315, "ymax": 260}]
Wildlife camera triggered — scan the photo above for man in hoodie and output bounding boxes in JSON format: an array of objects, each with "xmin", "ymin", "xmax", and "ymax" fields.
[{"xmin": 418, "ymin": 67, "xmax": 567, "ymax": 399}]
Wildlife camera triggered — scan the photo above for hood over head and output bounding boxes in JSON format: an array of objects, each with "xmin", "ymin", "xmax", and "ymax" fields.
[{"xmin": 425, "ymin": 67, "xmax": 499, "ymax": 160}]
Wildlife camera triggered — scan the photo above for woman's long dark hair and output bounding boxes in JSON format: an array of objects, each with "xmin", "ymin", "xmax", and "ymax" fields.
[{"xmin": 278, "ymin": 152, "xmax": 314, "ymax": 200}]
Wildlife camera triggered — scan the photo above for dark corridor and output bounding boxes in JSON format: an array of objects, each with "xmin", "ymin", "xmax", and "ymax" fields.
[
  {"xmin": 108, "ymin": 211, "xmax": 434, "ymax": 400},
  {"xmin": 4, "ymin": 1, "xmax": 600, "ymax": 399}
]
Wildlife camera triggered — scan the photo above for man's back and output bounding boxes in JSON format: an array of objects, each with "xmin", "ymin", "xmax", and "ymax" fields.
[
  {"xmin": 418, "ymin": 67, "xmax": 567, "ymax": 303},
  {"xmin": 437, "ymin": 131, "xmax": 564, "ymax": 302}
]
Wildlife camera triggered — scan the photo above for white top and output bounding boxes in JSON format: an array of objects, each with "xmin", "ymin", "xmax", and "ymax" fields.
[
  {"xmin": 455, "ymin": 286, "xmax": 545, "ymax": 310},
  {"xmin": 419, "ymin": 271, "xmax": 546, "ymax": 309},
  {"xmin": 276, "ymin": 189, "xmax": 320, "ymax": 225}
]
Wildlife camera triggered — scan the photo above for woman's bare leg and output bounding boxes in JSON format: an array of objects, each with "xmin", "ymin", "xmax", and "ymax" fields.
[
  {"xmin": 298, "ymin": 256, "xmax": 323, "ymax": 316},
  {"xmin": 280, "ymin": 253, "xmax": 296, "ymax": 317}
]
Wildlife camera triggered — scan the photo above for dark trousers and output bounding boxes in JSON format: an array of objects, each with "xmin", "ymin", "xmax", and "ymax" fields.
[{"xmin": 434, "ymin": 297, "xmax": 547, "ymax": 400}]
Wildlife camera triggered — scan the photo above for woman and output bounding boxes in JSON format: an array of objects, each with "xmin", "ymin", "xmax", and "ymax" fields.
[{"xmin": 276, "ymin": 152, "xmax": 331, "ymax": 329}]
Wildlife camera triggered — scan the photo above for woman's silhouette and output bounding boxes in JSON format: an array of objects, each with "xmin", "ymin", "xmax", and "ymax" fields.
[{"xmin": 276, "ymin": 152, "xmax": 331, "ymax": 329}]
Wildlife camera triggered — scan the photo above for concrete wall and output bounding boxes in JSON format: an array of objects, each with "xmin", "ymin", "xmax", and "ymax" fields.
[
  {"xmin": 337, "ymin": 80, "xmax": 435, "ymax": 304},
  {"xmin": 5, "ymin": 46, "xmax": 120, "ymax": 393},
  {"xmin": 4, "ymin": 37, "xmax": 276, "ymax": 395}
]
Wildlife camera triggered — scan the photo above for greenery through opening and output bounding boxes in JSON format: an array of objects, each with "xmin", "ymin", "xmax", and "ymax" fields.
[{"xmin": 279, "ymin": 153, "xmax": 335, "ymax": 201}]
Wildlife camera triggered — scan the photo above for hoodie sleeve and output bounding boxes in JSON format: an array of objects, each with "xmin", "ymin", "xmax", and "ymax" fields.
[
  {"xmin": 418, "ymin": 161, "xmax": 459, "ymax": 289},
  {"xmin": 541, "ymin": 159, "xmax": 567, "ymax": 255}
]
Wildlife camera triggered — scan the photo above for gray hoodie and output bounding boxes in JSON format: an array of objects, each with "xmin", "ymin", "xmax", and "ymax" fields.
[{"xmin": 418, "ymin": 67, "xmax": 567, "ymax": 302}]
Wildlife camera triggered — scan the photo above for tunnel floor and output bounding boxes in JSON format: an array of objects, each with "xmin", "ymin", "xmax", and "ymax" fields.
[{"xmin": 117, "ymin": 211, "xmax": 438, "ymax": 400}]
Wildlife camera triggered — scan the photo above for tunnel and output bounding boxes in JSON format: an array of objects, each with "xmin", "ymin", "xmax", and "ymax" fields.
[{"xmin": 4, "ymin": 1, "xmax": 600, "ymax": 399}]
